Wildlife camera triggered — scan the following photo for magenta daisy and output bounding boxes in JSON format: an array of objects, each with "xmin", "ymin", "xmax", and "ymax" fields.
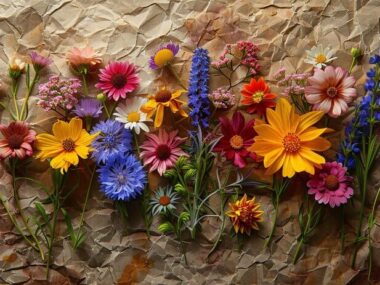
[
  {"xmin": 307, "ymin": 161, "xmax": 353, "ymax": 208},
  {"xmin": 149, "ymin": 43, "xmax": 179, "ymax": 70},
  {"xmin": 95, "ymin": 61, "xmax": 140, "ymax": 101},
  {"xmin": 140, "ymin": 129, "xmax": 188, "ymax": 176}
]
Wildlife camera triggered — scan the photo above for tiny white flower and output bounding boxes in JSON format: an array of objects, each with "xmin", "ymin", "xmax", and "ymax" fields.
[
  {"xmin": 114, "ymin": 97, "xmax": 151, "ymax": 134},
  {"xmin": 150, "ymin": 186, "xmax": 179, "ymax": 216},
  {"xmin": 9, "ymin": 56, "xmax": 26, "ymax": 71},
  {"xmin": 304, "ymin": 44, "xmax": 337, "ymax": 68}
]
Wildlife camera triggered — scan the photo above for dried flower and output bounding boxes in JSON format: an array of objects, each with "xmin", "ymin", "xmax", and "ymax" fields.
[
  {"xmin": 29, "ymin": 51, "xmax": 52, "ymax": 72},
  {"xmin": 67, "ymin": 47, "xmax": 102, "ymax": 73},
  {"xmin": 208, "ymin": 87, "xmax": 236, "ymax": 109}
]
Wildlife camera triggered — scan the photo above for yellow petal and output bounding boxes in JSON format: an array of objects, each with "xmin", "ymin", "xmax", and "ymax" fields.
[
  {"xmin": 171, "ymin": 89, "xmax": 186, "ymax": 99},
  {"xmin": 68, "ymin": 117, "xmax": 83, "ymax": 141},
  {"xmin": 297, "ymin": 111, "xmax": 325, "ymax": 133},
  {"xmin": 254, "ymin": 124, "xmax": 282, "ymax": 141},
  {"xmin": 75, "ymin": 145, "xmax": 90, "ymax": 159},
  {"xmin": 63, "ymin": 151, "xmax": 79, "ymax": 165},
  {"xmin": 265, "ymin": 153, "xmax": 286, "ymax": 176},
  {"xmin": 290, "ymin": 154, "xmax": 307, "ymax": 173},
  {"xmin": 52, "ymin": 120, "xmax": 70, "ymax": 141},
  {"xmin": 263, "ymin": 148, "xmax": 284, "ymax": 168},
  {"xmin": 50, "ymin": 152, "xmax": 68, "ymax": 170},
  {"xmin": 266, "ymin": 108, "xmax": 285, "ymax": 136},
  {"xmin": 154, "ymin": 104, "xmax": 165, "ymax": 128},
  {"xmin": 299, "ymin": 148, "xmax": 325, "ymax": 165},
  {"xmin": 282, "ymin": 154, "xmax": 296, "ymax": 178},
  {"xmin": 140, "ymin": 100, "xmax": 157, "ymax": 113},
  {"xmin": 76, "ymin": 130, "xmax": 99, "ymax": 146},
  {"xmin": 249, "ymin": 140, "xmax": 282, "ymax": 155},
  {"xmin": 303, "ymin": 137, "xmax": 331, "ymax": 151},
  {"xmin": 276, "ymin": 98, "xmax": 292, "ymax": 132},
  {"xmin": 299, "ymin": 128, "xmax": 328, "ymax": 142}
]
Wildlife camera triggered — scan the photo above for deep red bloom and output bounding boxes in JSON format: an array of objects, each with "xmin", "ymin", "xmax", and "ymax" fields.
[
  {"xmin": 241, "ymin": 77, "xmax": 276, "ymax": 115},
  {"xmin": 214, "ymin": 112, "xmax": 258, "ymax": 168},
  {"xmin": 0, "ymin": 121, "xmax": 36, "ymax": 160}
]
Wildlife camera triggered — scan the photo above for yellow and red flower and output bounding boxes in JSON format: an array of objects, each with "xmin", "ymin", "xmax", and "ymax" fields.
[
  {"xmin": 226, "ymin": 194, "xmax": 264, "ymax": 235},
  {"xmin": 241, "ymin": 77, "xmax": 276, "ymax": 115}
]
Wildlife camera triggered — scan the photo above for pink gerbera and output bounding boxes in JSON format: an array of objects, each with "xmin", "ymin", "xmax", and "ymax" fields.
[
  {"xmin": 0, "ymin": 121, "xmax": 36, "ymax": 160},
  {"xmin": 140, "ymin": 129, "xmax": 188, "ymax": 176},
  {"xmin": 305, "ymin": 66, "xmax": 357, "ymax": 118},
  {"xmin": 95, "ymin": 61, "xmax": 140, "ymax": 101},
  {"xmin": 307, "ymin": 161, "xmax": 353, "ymax": 208}
]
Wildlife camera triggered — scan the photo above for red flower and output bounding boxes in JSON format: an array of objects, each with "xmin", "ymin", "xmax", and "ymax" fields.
[
  {"xmin": 0, "ymin": 121, "xmax": 36, "ymax": 160},
  {"xmin": 241, "ymin": 77, "xmax": 276, "ymax": 115},
  {"xmin": 214, "ymin": 112, "xmax": 257, "ymax": 168}
]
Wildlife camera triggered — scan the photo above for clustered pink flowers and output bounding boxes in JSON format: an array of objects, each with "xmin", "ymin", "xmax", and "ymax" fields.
[
  {"xmin": 212, "ymin": 41, "xmax": 261, "ymax": 75},
  {"xmin": 208, "ymin": 87, "xmax": 236, "ymax": 109},
  {"xmin": 37, "ymin": 75, "xmax": 81, "ymax": 111},
  {"xmin": 274, "ymin": 68, "xmax": 311, "ymax": 97}
]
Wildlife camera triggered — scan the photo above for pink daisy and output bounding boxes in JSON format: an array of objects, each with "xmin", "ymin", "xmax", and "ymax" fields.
[
  {"xmin": 0, "ymin": 121, "xmax": 36, "ymax": 160},
  {"xmin": 95, "ymin": 61, "xmax": 140, "ymax": 101},
  {"xmin": 305, "ymin": 66, "xmax": 357, "ymax": 118},
  {"xmin": 307, "ymin": 161, "xmax": 354, "ymax": 208},
  {"xmin": 140, "ymin": 129, "xmax": 188, "ymax": 176}
]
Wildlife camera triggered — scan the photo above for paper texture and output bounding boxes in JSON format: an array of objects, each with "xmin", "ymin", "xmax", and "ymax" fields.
[{"xmin": 0, "ymin": 0, "xmax": 380, "ymax": 284}]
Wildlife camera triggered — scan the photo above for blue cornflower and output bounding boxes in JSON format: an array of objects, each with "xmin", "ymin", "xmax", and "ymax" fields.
[
  {"xmin": 188, "ymin": 48, "xmax": 211, "ymax": 129},
  {"xmin": 91, "ymin": 119, "xmax": 132, "ymax": 164},
  {"xmin": 98, "ymin": 154, "xmax": 147, "ymax": 201},
  {"xmin": 365, "ymin": 79, "xmax": 376, "ymax": 91},
  {"xmin": 369, "ymin": 54, "xmax": 380, "ymax": 64},
  {"xmin": 367, "ymin": 68, "xmax": 376, "ymax": 78},
  {"xmin": 73, "ymin": 98, "xmax": 103, "ymax": 118}
]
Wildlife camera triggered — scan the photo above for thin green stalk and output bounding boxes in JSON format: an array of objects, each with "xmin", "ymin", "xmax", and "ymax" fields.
[
  {"xmin": 367, "ymin": 186, "xmax": 380, "ymax": 280},
  {"xmin": 20, "ymin": 71, "xmax": 39, "ymax": 121},
  {"xmin": 11, "ymin": 78, "xmax": 20, "ymax": 120},
  {"xmin": 264, "ymin": 196, "xmax": 279, "ymax": 248},
  {"xmin": 102, "ymin": 101, "xmax": 111, "ymax": 118},
  {"xmin": 82, "ymin": 74, "xmax": 89, "ymax": 96},
  {"xmin": 348, "ymin": 58, "xmax": 356, "ymax": 74},
  {"xmin": 293, "ymin": 202, "xmax": 314, "ymax": 264},
  {"xmin": 46, "ymin": 194, "xmax": 59, "ymax": 278}
]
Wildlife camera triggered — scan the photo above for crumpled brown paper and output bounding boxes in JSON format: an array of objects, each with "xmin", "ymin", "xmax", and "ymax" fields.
[{"xmin": 1, "ymin": 0, "xmax": 380, "ymax": 284}]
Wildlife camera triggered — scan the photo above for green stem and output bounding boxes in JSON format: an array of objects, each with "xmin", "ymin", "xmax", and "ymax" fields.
[
  {"xmin": 293, "ymin": 202, "xmax": 314, "ymax": 264},
  {"xmin": 46, "ymin": 184, "xmax": 60, "ymax": 278},
  {"xmin": 133, "ymin": 132, "xmax": 140, "ymax": 155},
  {"xmin": 102, "ymin": 101, "xmax": 111, "ymax": 119},
  {"xmin": 20, "ymin": 72, "xmax": 39, "ymax": 121},
  {"xmin": 11, "ymin": 78, "xmax": 20, "ymax": 120},
  {"xmin": 82, "ymin": 74, "xmax": 89, "ymax": 96},
  {"xmin": 293, "ymin": 238, "xmax": 304, "ymax": 264},
  {"xmin": 348, "ymin": 58, "xmax": 356, "ymax": 74},
  {"xmin": 264, "ymin": 196, "xmax": 279, "ymax": 248},
  {"xmin": 367, "ymin": 186, "xmax": 380, "ymax": 280}
]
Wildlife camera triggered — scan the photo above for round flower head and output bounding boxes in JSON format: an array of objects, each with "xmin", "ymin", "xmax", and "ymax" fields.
[
  {"xmin": 114, "ymin": 97, "xmax": 152, "ymax": 134},
  {"xmin": 214, "ymin": 112, "xmax": 258, "ymax": 168},
  {"xmin": 150, "ymin": 186, "xmax": 180, "ymax": 216},
  {"xmin": 9, "ymin": 56, "xmax": 26, "ymax": 79},
  {"xmin": 140, "ymin": 129, "xmax": 188, "ymax": 176},
  {"xmin": 226, "ymin": 194, "xmax": 264, "ymax": 235},
  {"xmin": 29, "ymin": 51, "xmax": 52, "ymax": 71},
  {"xmin": 98, "ymin": 154, "xmax": 147, "ymax": 201},
  {"xmin": 305, "ymin": 66, "xmax": 357, "ymax": 118},
  {"xmin": 67, "ymin": 47, "xmax": 102, "ymax": 71},
  {"xmin": 0, "ymin": 121, "xmax": 36, "ymax": 160},
  {"xmin": 241, "ymin": 77, "xmax": 277, "ymax": 115},
  {"xmin": 149, "ymin": 43, "xmax": 179, "ymax": 70},
  {"xmin": 140, "ymin": 87, "xmax": 188, "ymax": 128},
  {"xmin": 91, "ymin": 119, "xmax": 132, "ymax": 164},
  {"xmin": 35, "ymin": 117, "xmax": 99, "ymax": 174},
  {"xmin": 208, "ymin": 87, "xmax": 236, "ymax": 109},
  {"xmin": 304, "ymin": 44, "xmax": 337, "ymax": 68},
  {"xmin": 307, "ymin": 161, "xmax": 353, "ymax": 208},
  {"xmin": 95, "ymin": 61, "xmax": 140, "ymax": 101},
  {"xmin": 249, "ymin": 98, "xmax": 331, "ymax": 178},
  {"xmin": 73, "ymin": 98, "xmax": 103, "ymax": 118}
]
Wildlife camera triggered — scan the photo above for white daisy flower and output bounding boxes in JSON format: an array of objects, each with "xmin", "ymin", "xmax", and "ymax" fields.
[
  {"xmin": 304, "ymin": 44, "xmax": 337, "ymax": 68},
  {"xmin": 9, "ymin": 56, "xmax": 26, "ymax": 71},
  {"xmin": 150, "ymin": 186, "xmax": 180, "ymax": 216},
  {"xmin": 114, "ymin": 97, "xmax": 151, "ymax": 134}
]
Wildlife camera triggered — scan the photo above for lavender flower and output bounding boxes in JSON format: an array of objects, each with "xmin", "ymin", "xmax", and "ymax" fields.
[
  {"xmin": 29, "ymin": 51, "xmax": 52, "ymax": 71},
  {"xmin": 37, "ymin": 75, "xmax": 81, "ymax": 111},
  {"xmin": 188, "ymin": 48, "xmax": 210, "ymax": 128},
  {"xmin": 73, "ymin": 98, "xmax": 102, "ymax": 118},
  {"xmin": 208, "ymin": 87, "xmax": 236, "ymax": 109}
]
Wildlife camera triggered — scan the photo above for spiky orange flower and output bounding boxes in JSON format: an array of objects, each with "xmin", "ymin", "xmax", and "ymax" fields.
[{"xmin": 226, "ymin": 194, "xmax": 264, "ymax": 235}]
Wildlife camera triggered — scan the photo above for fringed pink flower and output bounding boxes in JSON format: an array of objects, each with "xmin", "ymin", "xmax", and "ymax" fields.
[
  {"xmin": 67, "ymin": 47, "xmax": 102, "ymax": 70},
  {"xmin": 307, "ymin": 161, "xmax": 353, "ymax": 208},
  {"xmin": 305, "ymin": 66, "xmax": 357, "ymax": 118},
  {"xmin": 0, "ymin": 121, "xmax": 36, "ymax": 160},
  {"xmin": 140, "ymin": 129, "xmax": 188, "ymax": 176},
  {"xmin": 95, "ymin": 61, "xmax": 140, "ymax": 101}
]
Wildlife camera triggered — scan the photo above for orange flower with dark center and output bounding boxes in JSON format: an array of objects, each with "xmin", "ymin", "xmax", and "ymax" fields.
[
  {"xmin": 226, "ymin": 194, "xmax": 263, "ymax": 235},
  {"xmin": 241, "ymin": 77, "xmax": 277, "ymax": 115}
]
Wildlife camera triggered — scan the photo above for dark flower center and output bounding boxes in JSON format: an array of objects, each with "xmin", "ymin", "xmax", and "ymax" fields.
[
  {"xmin": 159, "ymin": 195, "xmax": 171, "ymax": 206},
  {"xmin": 326, "ymin": 87, "xmax": 338, "ymax": 98},
  {"xmin": 155, "ymin": 90, "xmax": 172, "ymax": 103},
  {"xmin": 156, "ymin": 144, "xmax": 171, "ymax": 160},
  {"xmin": 8, "ymin": 134, "xmax": 24, "ymax": 149},
  {"xmin": 104, "ymin": 134, "xmax": 116, "ymax": 148},
  {"xmin": 117, "ymin": 174, "xmax": 126, "ymax": 184},
  {"xmin": 325, "ymin": 174, "xmax": 339, "ymax": 190},
  {"xmin": 62, "ymin": 139, "xmax": 76, "ymax": 152},
  {"xmin": 111, "ymin": 73, "xmax": 127, "ymax": 89}
]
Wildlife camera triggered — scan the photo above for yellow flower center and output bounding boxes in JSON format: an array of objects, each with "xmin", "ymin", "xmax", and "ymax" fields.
[
  {"xmin": 325, "ymin": 175, "xmax": 339, "ymax": 190},
  {"xmin": 154, "ymin": 49, "xmax": 174, "ymax": 67},
  {"xmin": 229, "ymin": 135, "xmax": 244, "ymax": 150},
  {"xmin": 62, "ymin": 139, "xmax": 76, "ymax": 152},
  {"xmin": 252, "ymin": 91, "xmax": 264, "ymax": 103},
  {"xmin": 315, "ymin": 54, "xmax": 327, "ymax": 64},
  {"xmin": 159, "ymin": 195, "xmax": 171, "ymax": 206},
  {"xmin": 155, "ymin": 90, "xmax": 172, "ymax": 103},
  {"xmin": 282, "ymin": 133, "xmax": 301, "ymax": 153},
  {"xmin": 127, "ymin": 111, "xmax": 140, "ymax": 122}
]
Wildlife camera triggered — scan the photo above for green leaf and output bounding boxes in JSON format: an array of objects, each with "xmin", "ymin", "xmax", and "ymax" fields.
[
  {"xmin": 178, "ymin": 212, "xmax": 190, "ymax": 223},
  {"xmin": 158, "ymin": 222, "xmax": 174, "ymax": 234},
  {"xmin": 184, "ymin": 169, "xmax": 196, "ymax": 181},
  {"xmin": 61, "ymin": 208, "xmax": 76, "ymax": 244},
  {"xmin": 163, "ymin": 169, "xmax": 177, "ymax": 179},
  {"xmin": 174, "ymin": 183, "xmax": 186, "ymax": 194}
]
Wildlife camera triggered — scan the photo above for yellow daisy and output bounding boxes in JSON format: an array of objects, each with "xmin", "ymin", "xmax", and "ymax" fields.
[
  {"xmin": 248, "ymin": 98, "xmax": 331, "ymax": 178},
  {"xmin": 140, "ymin": 87, "xmax": 188, "ymax": 128},
  {"xmin": 35, "ymin": 117, "xmax": 98, "ymax": 173}
]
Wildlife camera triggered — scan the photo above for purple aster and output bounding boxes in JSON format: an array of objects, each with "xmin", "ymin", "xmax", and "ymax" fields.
[
  {"xmin": 29, "ymin": 51, "xmax": 52, "ymax": 71},
  {"xmin": 149, "ymin": 42, "xmax": 179, "ymax": 70},
  {"xmin": 73, "ymin": 98, "xmax": 103, "ymax": 118}
]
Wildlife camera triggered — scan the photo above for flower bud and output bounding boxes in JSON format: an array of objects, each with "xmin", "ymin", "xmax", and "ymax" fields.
[
  {"xmin": 350, "ymin": 47, "xmax": 362, "ymax": 59},
  {"xmin": 96, "ymin": 93, "xmax": 106, "ymax": 102}
]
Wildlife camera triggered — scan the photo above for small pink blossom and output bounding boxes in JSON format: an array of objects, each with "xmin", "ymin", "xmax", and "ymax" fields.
[
  {"xmin": 208, "ymin": 87, "xmax": 236, "ymax": 109},
  {"xmin": 307, "ymin": 161, "xmax": 354, "ymax": 208}
]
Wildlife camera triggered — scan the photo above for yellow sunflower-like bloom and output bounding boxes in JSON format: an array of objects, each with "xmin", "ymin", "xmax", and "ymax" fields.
[
  {"xmin": 226, "ymin": 194, "xmax": 264, "ymax": 235},
  {"xmin": 248, "ymin": 98, "xmax": 331, "ymax": 178},
  {"xmin": 140, "ymin": 87, "xmax": 188, "ymax": 128},
  {"xmin": 35, "ymin": 117, "xmax": 98, "ymax": 174}
]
